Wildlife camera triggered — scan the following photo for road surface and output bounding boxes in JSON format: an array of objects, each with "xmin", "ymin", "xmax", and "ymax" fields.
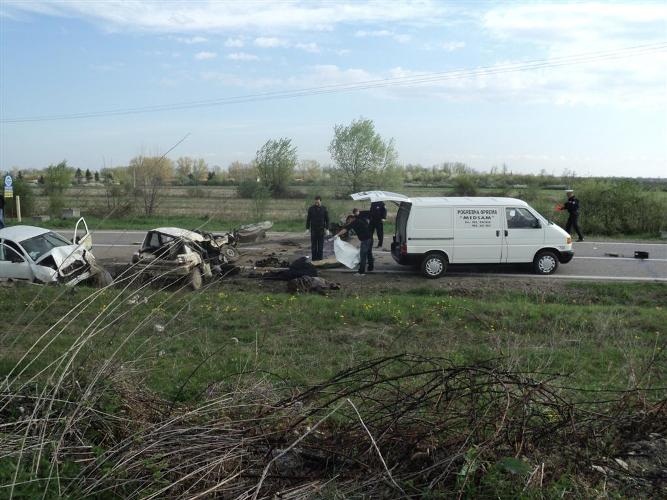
[{"xmin": 88, "ymin": 230, "xmax": 667, "ymax": 283}]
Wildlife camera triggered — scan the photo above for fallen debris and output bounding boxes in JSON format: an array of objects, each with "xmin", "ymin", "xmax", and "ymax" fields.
[
  {"xmin": 235, "ymin": 220, "xmax": 273, "ymax": 243},
  {"xmin": 255, "ymin": 253, "xmax": 290, "ymax": 268},
  {"xmin": 287, "ymin": 276, "xmax": 341, "ymax": 294},
  {"xmin": 262, "ymin": 257, "xmax": 319, "ymax": 280}
]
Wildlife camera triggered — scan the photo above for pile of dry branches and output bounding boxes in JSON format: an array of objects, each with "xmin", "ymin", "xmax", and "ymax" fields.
[{"xmin": 1, "ymin": 354, "xmax": 665, "ymax": 498}]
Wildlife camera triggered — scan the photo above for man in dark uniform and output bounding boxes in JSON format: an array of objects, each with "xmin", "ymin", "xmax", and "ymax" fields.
[
  {"xmin": 306, "ymin": 195, "xmax": 329, "ymax": 260},
  {"xmin": 563, "ymin": 189, "xmax": 583, "ymax": 242},
  {"xmin": 0, "ymin": 194, "xmax": 5, "ymax": 229},
  {"xmin": 369, "ymin": 201, "xmax": 387, "ymax": 248},
  {"xmin": 333, "ymin": 214, "xmax": 374, "ymax": 275}
]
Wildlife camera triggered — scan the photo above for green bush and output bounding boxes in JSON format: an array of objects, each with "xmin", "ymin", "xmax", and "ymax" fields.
[
  {"xmin": 237, "ymin": 178, "xmax": 262, "ymax": 198},
  {"xmin": 574, "ymin": 180, "xmax": 667, "ymax": 235},
  {"xmin": 4, "ymin": 178, "xmax": 35, "ymax": 218}
]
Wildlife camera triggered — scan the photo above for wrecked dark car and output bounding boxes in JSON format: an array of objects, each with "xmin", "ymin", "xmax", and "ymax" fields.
[
  {"xmin": 0, "ymin": 219, "xmax": 110, "ymax": 286},
  {"xmin": 132, "ymin": 227, "xmax": 239, "ymax": 290}
]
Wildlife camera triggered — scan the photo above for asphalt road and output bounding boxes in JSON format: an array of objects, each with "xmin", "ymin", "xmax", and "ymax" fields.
[{"xmin": 88, "ymin": 230, "xmax": 667, "ymax": 282}]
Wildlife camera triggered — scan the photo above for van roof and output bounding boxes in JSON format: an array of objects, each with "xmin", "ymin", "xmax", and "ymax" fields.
[{"xmin": 350, "ymin": 191, "xmax": 529, "ymax": 208}]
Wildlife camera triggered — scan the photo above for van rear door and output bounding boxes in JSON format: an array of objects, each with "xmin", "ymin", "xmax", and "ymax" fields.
[{"xmin": 452, "ymin": 206, "xmax": 503, "ymax": 263}]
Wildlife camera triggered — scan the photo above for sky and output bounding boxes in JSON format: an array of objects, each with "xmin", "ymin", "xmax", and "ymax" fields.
[{"xmin": 1, "ymin": 0, "xmax": 666, "ymax": 178}]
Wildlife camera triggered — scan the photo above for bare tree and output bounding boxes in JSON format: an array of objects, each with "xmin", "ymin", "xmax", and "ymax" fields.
[{"xmin": 129, "ymin": 156, "xmax": 174, "ymax": 216}]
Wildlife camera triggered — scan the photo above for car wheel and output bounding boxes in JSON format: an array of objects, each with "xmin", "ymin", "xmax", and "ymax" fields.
[
  {"xmin": 223, "ymin": 247, "xmax": 239, "ymax": 261},
  {"xmin": 533, "ymin": 251, "xmax": 559, "ymax": 275},
  {"xmin": 421, "ymin": 253, "xmax": 447, "ymax": 279},
  {"xmin": 189, "ymin": 268, "xmax": 203, "ymax": 290},
  {"xmin": 94, "ymin": 267, "xmax": 114, "ymax": 288}
]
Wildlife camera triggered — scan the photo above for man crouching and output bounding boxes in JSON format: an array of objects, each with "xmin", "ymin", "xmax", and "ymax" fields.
[{"xmin": 332, "ymin": 213, "xmax": 374, "ymax": 276}]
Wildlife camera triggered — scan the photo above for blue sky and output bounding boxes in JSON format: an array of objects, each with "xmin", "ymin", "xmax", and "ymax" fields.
[{"xmin": 1, "ymin": 1, "xmax": 666, "ymax": 177}]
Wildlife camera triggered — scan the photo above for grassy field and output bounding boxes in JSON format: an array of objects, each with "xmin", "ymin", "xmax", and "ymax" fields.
[{"xmin": 1, "ymin": 279, "xmax": 665, "ymax": 497}]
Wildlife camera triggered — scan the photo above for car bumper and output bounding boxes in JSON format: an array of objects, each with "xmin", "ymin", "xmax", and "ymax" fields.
[{"xmin": 559, "ymin": 250, "xmax": 574, "ymax": 263}]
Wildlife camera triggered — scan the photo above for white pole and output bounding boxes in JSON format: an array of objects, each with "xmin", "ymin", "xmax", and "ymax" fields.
[{"xmin": 16, "ymin": 195, "xmax": 22, "ymax": 222}]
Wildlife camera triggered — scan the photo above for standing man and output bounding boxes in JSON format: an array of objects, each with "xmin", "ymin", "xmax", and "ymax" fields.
[
  {"xmin": 563, "ymin": 189, "xmax": 584, "ymax": 242},
  {"xmin": 306, "ymin": 195, "xmax": 329, "ymax": 261},
  {"xmin": 333, "ymin": 213, "xmax": 374, "ymax": 275},
  {"xmin": 0, "ymin": 193, "xmax": 5, "ymax": 229},
  {"xmin": 369, "ymin": 201, "xmax": 387, "ymax": 248}
]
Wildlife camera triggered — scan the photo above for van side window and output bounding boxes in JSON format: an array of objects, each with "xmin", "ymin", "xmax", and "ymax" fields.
[{"xmin": 506, "ymin": 208, "xmax": 539, "ymax": 229}]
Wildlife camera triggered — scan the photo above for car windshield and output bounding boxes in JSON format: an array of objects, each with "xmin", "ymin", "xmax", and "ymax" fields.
[{"xmin": 21, "ymin": 232, "xmax": 72, "ymax": 261}]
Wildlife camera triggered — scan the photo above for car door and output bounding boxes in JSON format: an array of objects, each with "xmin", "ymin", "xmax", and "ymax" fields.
[
  {"xmin": 503, "ymin": 207, "xmax": 544, "ymax": 263},
  {"xmin": 0, "ymin": 240, "xmax": 34, "ymax": 281},
  {"xmin": 74, "ymin": 217, "xmax": 93, "ymax": 250},
  {"xmin": 452, "ymin": 206, "xmax": 503, "ymax": 263}
]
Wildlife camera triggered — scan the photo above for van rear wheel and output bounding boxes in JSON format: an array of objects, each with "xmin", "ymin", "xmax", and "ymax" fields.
[
  {"xmin": 533, "ymin": 251, "xmax": 558, "ymax": 275},
  {"xmin": 421, "ymin": 253, "xmax": 447, "ymax": 279}
]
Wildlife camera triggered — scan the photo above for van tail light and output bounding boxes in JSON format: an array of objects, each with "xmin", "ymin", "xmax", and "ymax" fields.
[
  {"xmin": 400, "ymin": 242, "xmax": 408, "ymax": 255},
  {"xmin": 566, "ymin": 237, "xmax": 572, "ymax": 245}
]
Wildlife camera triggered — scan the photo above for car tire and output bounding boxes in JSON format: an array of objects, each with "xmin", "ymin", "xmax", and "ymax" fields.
[
  {"xmin": 223, "ymin": 247, "xmax": 239, "ymax": 261},
  {"xmin": 421, "ymin": 252, "xmax": 447, "ymax": 279},
  {"xmin": 189, "ymin": 268, "xmax": 203, "ymax": 290},
  {"xmin": 533, "ymin": 251, "xmax": 559, "ymax": 275},
  {"xmin": 94, "ymin": 268, "xmax": 114, "ymax": 288}
]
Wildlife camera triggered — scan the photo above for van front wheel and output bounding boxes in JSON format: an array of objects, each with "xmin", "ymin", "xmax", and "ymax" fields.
[
  {"xmin": 533, "ymin": 251, "xmax": 558, "ymax": 275},
  {"xmin": 421, "ymin": 253, "xmax": 447, "ymax": 279}
]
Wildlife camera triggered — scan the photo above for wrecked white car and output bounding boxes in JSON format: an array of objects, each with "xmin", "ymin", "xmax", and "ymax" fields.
[
  {"xmin": 0, "ymin": 219, "xmax": 110, "ymax": 286},
  {"xmin": 132, "ymin": 228, "xmax": 239, "ymax": 290}
]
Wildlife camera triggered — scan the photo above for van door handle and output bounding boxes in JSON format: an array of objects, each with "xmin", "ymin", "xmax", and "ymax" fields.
[
  {"xmin": 504, "ymin": 230, "xmax": 508, "ymax": 237},
  {"xmin": 496, "ymin": 230, "xmax": 500, "ymax": 237}
]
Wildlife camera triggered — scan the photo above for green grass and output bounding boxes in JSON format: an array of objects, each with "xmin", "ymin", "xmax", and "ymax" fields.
[{"xmin": 2, "ymin": 281, "xmax": 664, "ymax": 402}]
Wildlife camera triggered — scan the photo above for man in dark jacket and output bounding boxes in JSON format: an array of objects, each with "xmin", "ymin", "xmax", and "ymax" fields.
[
  {"xmin": 333, "ymin": 214, "xmax": 374, "ymax": 275},
  {"xmin": 306, "ymin": 196, "xmax": 329, "ymax": 260},
  {"xmin": 369, "ymin": 201, "xmax": 387, "ymax": 248},
  {"xmin": 0, "ymin": 195, "xmax": 5, "ymax": 229},
  {"xmin": 563, "ymin": 189, "xmax": 583, "ymax": 242}
]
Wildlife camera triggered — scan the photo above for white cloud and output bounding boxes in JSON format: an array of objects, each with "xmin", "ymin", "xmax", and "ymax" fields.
[
  {"xmin": 480, "ymin": 3, "xmax": 667, "ymax": 107},
  {"xmin": 174, "ymin": 35, "xmax": 207, "ymax": 44},
  {"xmin": 227, "ymin": 52, "xmax": 259, "ymax": 61},
  {"xmin": 194, "ymin": 51, "xmax": 217, "ymax": 60},
  {"xmin": 355, "ymin": 29, "xmax": 411, "ymax": 43},
  {"xmin": 440, "ymin": 41, "xmax": 465, "ymax": 52},
  {"xmin": 2, "ymin": 1, "xmax": 445, "ymax": 32},
  {"xmin": 224, "ymin": 37, "xmax": 244, "ymax": 48},
  {"xmin": 254, "ymin": 36, "xmax": 288, "ymax": 48},
  {"xmin": 295, "ymin": 42, "xmax": 320, "ymax": 53}
]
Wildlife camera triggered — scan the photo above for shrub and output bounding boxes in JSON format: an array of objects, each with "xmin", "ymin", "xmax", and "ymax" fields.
[
  {"xmin": 573, "ymin": 180, "xmax": 666, "ymax": 235},
  {"xmin": 237, "ymin": 178, "xmax": 262, "ymax": 198}
]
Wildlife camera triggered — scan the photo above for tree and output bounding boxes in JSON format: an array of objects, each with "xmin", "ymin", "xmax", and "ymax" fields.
[
  {"xmin": 75, "ymin": 168, "xmax": 83, "ymax": 184},
  {"xmin": 295, "ymin": 159, "xmax": 322, "ymax": 183},
  {"xmin": 254, "ymin": 138, "xmax": 297, "ymax": 197},
  {"xmin": 94, "ymin": 171, "xmax": 100, "ymax": 182},
  {"xmin": 129, "ymin": 156, "xmax": 174, "ymax": 216},
  {"xmin": 176, "ymin": 156, "xmax": 209, "ymax": 185},
  {"xmin": 44, "ymin": 160, "xmax": 74, "ymax": 216},
  {"xmin": 85, "ymin": 168, "xmax": 93, "ymax": 183},
  {"xmin": 328, "ymin": 118, "xmax": 398, "ymax": 193}
]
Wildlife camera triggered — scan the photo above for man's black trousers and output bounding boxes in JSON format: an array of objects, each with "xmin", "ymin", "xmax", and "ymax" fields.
[
  {"xmin": 565, "ymin": 214, "xmax": 583, "ymax": 240},
  {"xmin": 370, "ymin": 220, "xmax": 383, "ymax": 247},
  {"xmin": 310, "ymin": 229, "xmax": 325, "ymax": 261}
]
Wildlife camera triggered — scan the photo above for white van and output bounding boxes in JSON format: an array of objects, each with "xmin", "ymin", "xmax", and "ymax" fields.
[{"xmin": 351, "ymin": 191, "xmax": 574, "ymax": 278}]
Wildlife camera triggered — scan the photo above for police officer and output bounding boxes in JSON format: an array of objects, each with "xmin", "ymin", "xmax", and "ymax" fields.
[
  {"xmin": 563, "ymin": 189, "xmax": 583, "ymax": 242},
  {"xmin": 306, "ymin": 195, "xmax": 329, "ymax": 261},
  {"xmin": 333, "ymin": 213, "xmax": 374, "ymax": 275},
  {"xmin": 369, "ymin": 201, "xmax": 387, "ymax": 248}
]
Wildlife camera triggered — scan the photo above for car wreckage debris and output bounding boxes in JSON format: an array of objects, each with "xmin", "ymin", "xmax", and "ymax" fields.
[
  {"xmin": 287, "ymin": 276, "xmax": 341, "ymax": 294},
  {"xmin": 254, "ymin": 253, "xmax": 290, "ymax": 268},
  {"xmin": 261, "ymin": 257, "xmax": 319, "ymax": 281}
]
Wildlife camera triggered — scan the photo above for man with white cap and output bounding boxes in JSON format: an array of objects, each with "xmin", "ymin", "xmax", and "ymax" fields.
[{"xmin": 563, "ymin": 189, "xmax": 583, "ymax": 242}]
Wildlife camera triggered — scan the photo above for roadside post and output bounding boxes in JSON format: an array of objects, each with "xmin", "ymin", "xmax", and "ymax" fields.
[
  {"xmin": 2, "ymin": 174, "xmax": 11, "ymax": 226},
  {"xmin": 16, "ymin": 195, "xmax": 21, "ymax": 222}
]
